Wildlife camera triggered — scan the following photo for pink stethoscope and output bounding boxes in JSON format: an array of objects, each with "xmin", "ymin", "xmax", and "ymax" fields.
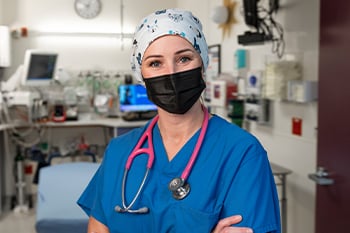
[{"xmin": 115, "ymin": 107, "xmax": 209, "ymax": 214}]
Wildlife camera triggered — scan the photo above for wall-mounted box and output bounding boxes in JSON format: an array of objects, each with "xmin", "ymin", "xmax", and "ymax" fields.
[
  {"xmin": 245, "ymin": 97, "xmax": 270, "ymax": 124},
  {"xmin": 235, "ymin": 49, "xmax": 247, "ymax": 69},
  {"xmin": 208, "ymin": 80, "xmax": 237, "ymax": 107},
  {"xmin": 228, "ymin": 99, "xmax": 244, "ymax": 127},
  {"xmin": 246, "ymin": 70, "xmax": 263, "ymax": 96},
  {"xmin": 287, "ymin": 80, "xmax": 318, "ymax": 103},
  {"xmin": 264, "ymin": 60, "xmax": 302, "ymax": 100}
]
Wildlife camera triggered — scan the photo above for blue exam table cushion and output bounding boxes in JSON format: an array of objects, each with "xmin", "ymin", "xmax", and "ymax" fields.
[{"xmin": 35, "ymin": 162, "xmax": 99, "ymax": 233}]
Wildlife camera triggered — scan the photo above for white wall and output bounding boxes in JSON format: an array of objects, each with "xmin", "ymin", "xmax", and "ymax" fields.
[
  {"xmin": 0, "ymin": 0, "xmax": 3, "ymax": 24},
  {"xmin": 178, "ymin": 1, "xmax": 318, "ymax": 233},
  {"xmin": 2, "ymin": 0, "xmax": 176, "ymax": 79}
]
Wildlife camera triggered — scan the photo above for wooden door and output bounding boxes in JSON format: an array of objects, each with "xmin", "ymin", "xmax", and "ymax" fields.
[{"xmin": 314, "ymin": 0, "xmax": 350, "ymax": 232}]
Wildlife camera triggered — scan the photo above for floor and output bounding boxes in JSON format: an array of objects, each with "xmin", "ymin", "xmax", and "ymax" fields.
[
  {"xmin": 0, "ymin": 207, "xmax": 36, "ymax": 233},
  {"xmin": 0, "ymin": 193, "xmax": 37, "ymax": 233},
  {"xmin": 0, "ymin": 158, "xmax": 95, "ymax": 233}
]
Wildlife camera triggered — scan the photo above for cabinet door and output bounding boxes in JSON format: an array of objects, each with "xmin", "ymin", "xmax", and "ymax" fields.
[{"xmin": 315, "ymin": 0, "xmax": 350, "ymax": 232}]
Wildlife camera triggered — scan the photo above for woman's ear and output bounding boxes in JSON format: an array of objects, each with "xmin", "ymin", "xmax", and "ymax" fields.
[{"xmin": 201, "ymin": 67, "xmax": 206, "ymax": 80}]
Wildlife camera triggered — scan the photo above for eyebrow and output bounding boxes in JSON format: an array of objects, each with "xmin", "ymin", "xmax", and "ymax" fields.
[
  {"xmin": 143, "ymin": 54, "xmax": 162, "ymax": 62},
  {"xmin": 175, "ymin": 48, "xmax": 195, "ymax": 55},
  {"xmin": 143, "ymin": 48, "xmax": 195, "ymax": 62}
]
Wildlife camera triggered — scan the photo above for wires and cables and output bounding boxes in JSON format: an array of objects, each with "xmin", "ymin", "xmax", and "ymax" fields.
[
  {"xmin": 238, "ymin": 0, "xmax": 285, "ymax": 58},
  {"xmin": 257, "ymin": 0, "xmax": 285, "ymax": 58},
  {"xmin": 0, "ymin": 92, "xmax": 46, "ymax": 148}
]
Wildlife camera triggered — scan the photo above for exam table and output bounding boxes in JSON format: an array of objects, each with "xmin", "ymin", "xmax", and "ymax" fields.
[{"xmin": 35, "ymin": 162, "xmax": 99, "ymax": 233}]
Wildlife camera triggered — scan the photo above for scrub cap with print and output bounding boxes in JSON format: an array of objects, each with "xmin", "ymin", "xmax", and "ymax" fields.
[{"xmin": 130, "ymin": 8, "xmax": 209, "ymax": 82}]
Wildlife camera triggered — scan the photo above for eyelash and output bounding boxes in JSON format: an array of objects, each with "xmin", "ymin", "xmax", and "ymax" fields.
[
  {"xmin": 146, "ymin": 55, "xmax": 193, "ymax": 68},
  {"xmin": 148, "ymin": 60, "xmax": 160, "ymax": 68},
  {"xmin": 179, "ymin": 56, "xmax": 192, "ymax": 63}
]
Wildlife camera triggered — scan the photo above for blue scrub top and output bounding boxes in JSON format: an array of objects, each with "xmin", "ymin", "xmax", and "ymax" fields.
[{"xmin": 78, "ymin": 115, "xmax": 281, "ymax": 233}]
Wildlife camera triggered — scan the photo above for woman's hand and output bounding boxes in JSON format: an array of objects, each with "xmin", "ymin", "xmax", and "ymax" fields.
[
  {"xmin": 88, "ymin": 216, "xmax": 109, "ymax": 233},
  {"xmin": 212, "ymin": 215, "xmax": 253, "ymax": 233}
]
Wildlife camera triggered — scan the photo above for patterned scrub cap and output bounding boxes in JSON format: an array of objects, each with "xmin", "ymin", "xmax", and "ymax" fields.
[{"xmin": 130, "ymin": 8, "xmax": 209, "ymax": 82}]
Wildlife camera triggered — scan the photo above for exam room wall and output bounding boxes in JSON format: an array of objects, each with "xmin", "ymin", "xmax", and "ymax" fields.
[
  {"xmin": 177, "ymin": 1, "xmax": 318, "ymax": 233},
  {"xmin": 0, "ymin": 0, "xmax": 4, "ymax": 24}
]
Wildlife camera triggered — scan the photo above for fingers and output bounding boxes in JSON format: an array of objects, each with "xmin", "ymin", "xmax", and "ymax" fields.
[
  {"xmin": 218, "ymin": 215, "xmax": 243, "ymax": 226},
  {"xmin": 88, "ymin": 217, "xmax": 109, "ymax": 233},
  {"xmin": 220, "ymin": 227, "xmax": 253, "ymax": 233},
  {"xmin": 212, "ymin": 215, "xmax": 253, "ymax": 233}
]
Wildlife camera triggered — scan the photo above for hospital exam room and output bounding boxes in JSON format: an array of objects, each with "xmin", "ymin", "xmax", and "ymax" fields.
[{"xmin": 0, "ymin": 0, "xmax": 349, "ymax": 233}]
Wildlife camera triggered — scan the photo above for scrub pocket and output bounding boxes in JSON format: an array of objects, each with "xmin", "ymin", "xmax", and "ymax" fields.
[{"xmin": 174, "ymin": 203, "xmax": 222, "ymax": 233}]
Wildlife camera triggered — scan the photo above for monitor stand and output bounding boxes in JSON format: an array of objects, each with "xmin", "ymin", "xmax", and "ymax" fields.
[{"xmin": 122, "ymin": 111, "xmax": 157, "ymax": 121}]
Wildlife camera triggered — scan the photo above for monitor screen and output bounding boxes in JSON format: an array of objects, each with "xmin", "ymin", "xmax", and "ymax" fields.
[
  {"xmin": 22, "ymin": 50, "xmax": 58, "ymax": 86},
  {"xmin": 119, "ymin": 84, "xmax": 157, "ymax": 112}
]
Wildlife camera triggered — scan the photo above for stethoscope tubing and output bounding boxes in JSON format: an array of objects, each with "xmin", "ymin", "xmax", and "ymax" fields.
[
  {"xmin": 124, "ymin": 115, "xmax": 159, "ymax": 170},
  {"xmin": 116, "ymin": 106, "xmax": 209, "ymax": 213},
  {"xmin": 116, "ymin": 116, "xmax": 158, "ymax": 213},
  {"xmin": 180, "ymin": 108, "xmax": 209, "ymax": 180},
  {"xmin": 120, "ymin": 168, "xmax": 150, "ymax": 211}
]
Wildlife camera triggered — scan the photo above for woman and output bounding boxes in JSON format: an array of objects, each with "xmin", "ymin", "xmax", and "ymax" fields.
[{"xmin": 78, "ymin": 8, "xmax": 281, "ymax": 233}]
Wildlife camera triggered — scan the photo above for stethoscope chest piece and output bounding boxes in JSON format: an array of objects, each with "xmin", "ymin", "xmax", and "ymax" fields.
[{"xmin": 168, "ymin": 177, "xmax": 190, "ymax": 200}]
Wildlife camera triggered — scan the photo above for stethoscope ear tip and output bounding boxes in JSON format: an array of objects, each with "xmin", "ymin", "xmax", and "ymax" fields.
[
  {"xmin": 138, "ymin": 207, "xmax": 149, "ymax": 214},
  {"xmin": 115, "ymin": 205, "xmax": 149, "ymax": 214},
  {"xmin": 115, "ymin": 205, "xmax": 124, "ymax": 212}
]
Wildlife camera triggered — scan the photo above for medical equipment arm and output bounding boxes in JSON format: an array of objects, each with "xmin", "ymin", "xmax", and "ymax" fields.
[{"xmin": 88, "ymin": 216, "xmax": 110, "ymax": 233}]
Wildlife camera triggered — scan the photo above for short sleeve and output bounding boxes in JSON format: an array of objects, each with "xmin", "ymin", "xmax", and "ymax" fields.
[
  {"xmin": 223, "ymin": 142, "xmax": 281, "ymax": 233},
  {"xmin": 77, "ymin": 155, "xmax": 107, "ymax": 225}
]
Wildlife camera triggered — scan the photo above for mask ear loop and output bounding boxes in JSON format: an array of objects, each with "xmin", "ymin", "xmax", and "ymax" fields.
[{"xmin": 200, "ymin": 65, "xmax": 208, "ymax": 104}]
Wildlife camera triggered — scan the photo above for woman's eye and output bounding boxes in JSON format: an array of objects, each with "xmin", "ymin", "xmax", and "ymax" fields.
[
  {"xmin": 149, "ymin": 60, "xmax": 161, "ymax": 67},
  {"xmin": 179, "ymin": 56, "xmax": 191, "ymax": 63}
]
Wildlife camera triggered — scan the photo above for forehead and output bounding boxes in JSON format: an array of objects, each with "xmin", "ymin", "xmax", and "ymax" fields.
[{"xmin": 144, "ymin": 35, "xmax": 195, "ymax": 56}]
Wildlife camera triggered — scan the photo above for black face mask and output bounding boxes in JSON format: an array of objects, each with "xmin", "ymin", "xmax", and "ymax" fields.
[{"xmin": 143, "ymin": 67, "xmax": 206, "ymax": 114}]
